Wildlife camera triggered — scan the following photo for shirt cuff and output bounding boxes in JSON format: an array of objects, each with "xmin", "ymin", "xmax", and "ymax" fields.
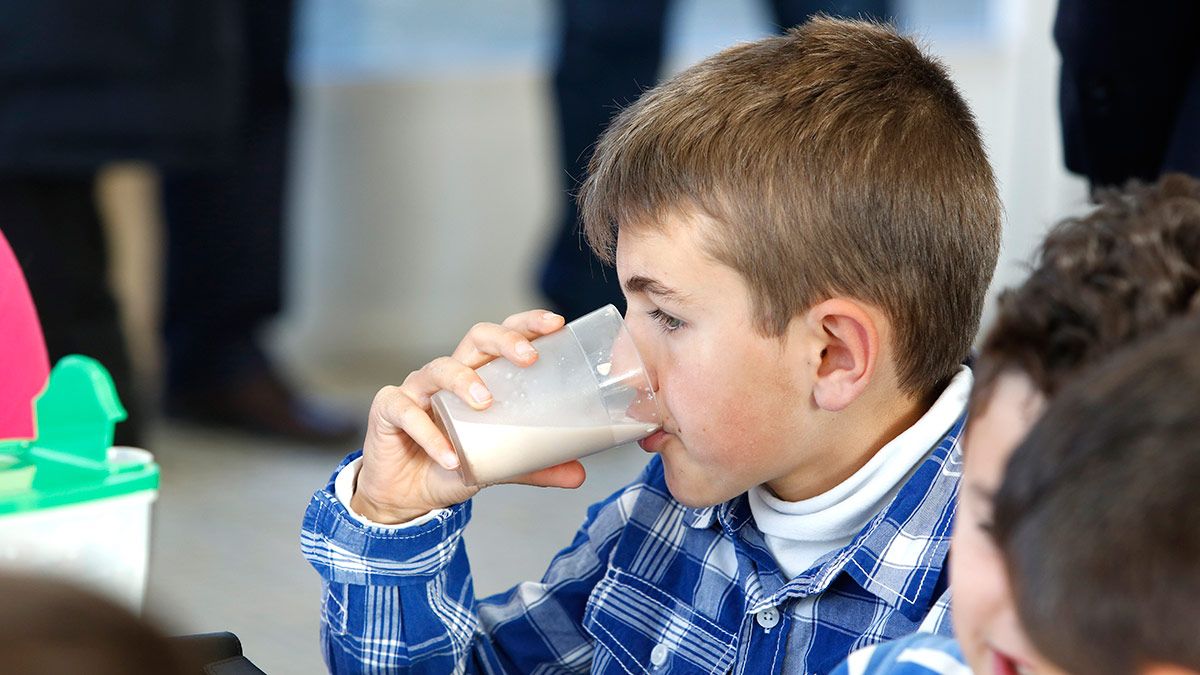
[
  {"xmin": 333, "ymin": 457, "xmax": 446, "ymax": 529},
  {"xmin": 301, "ymin": 451, "xmax": 473, "ymax": 586}
]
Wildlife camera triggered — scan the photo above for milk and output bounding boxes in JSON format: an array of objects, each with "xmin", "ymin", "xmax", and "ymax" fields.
[{"xmin": 454, "ymin": 421, "xmax": 659, "ymax": 485}]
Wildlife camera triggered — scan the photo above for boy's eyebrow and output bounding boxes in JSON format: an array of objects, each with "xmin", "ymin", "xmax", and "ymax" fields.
[{"xmin": 624, "ymin": 275, "xmax": 691, "ymax": 304}]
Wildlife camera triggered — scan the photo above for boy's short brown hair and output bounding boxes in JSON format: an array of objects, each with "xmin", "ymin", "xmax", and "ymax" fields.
[
  {"xmin": 580, "ymin": 17, "xmax": 1001, "ymax": 396},
  {"xmin": 970, "ymin": 173, "xmax": 1200, "ymax": 413},
  {"xmin": 992, "ymin": 317, "xmax": 1200, "ymax": 675}
]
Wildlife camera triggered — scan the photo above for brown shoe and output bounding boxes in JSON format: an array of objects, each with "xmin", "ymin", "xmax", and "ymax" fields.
[{"xmin": 165, "ymin": 368, "xmax": 360, "ymax": 446}]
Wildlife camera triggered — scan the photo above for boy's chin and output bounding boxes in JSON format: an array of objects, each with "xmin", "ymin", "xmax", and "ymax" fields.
[{"xmin": 661, "ymin": 466, "xmax": 740, "ymax": 509}]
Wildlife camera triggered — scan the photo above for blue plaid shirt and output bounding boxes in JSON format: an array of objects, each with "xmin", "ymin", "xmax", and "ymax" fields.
[{"xmin": 301, "ymin": 415, "xmax": 963, "ymax": 674}]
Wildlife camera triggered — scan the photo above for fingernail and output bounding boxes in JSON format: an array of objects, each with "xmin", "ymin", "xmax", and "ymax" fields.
[
  {"xmin": 516, "ymin": 341, "xmax": 536, "ymax": 359},
  {"xmin": 543, "ymin": 312, "xmax": 562, "ymax": 323},
  {"xmin": 469, "ymin": 382, "xmax": 491, "ymax": 405},
  {"xmin": 441, "ymin": 449, "xmax": 460, "ymax": 470}
]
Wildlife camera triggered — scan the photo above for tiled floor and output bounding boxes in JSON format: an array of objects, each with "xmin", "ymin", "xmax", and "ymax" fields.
[{"xmin": 143, "ymin": 400, "xmax": 650, "ymax": 673}]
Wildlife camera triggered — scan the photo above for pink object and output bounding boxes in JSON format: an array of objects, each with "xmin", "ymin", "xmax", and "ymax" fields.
[{"xmin": 0, "ymin": 228, "xmax": 50, "ymax": 440}]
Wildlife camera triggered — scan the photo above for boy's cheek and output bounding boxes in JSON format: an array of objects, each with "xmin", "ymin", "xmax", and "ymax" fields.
[{"xmin": 669, "ymin": 435, "xmax": 745, "ymax": 497}]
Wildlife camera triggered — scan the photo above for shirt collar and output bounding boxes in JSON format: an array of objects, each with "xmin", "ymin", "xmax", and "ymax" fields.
[
  {"xmin": 684, "ymin": 505, "xmax": 718, "ymax": 529},
  {"xmin": 684, "ymin": 496, "xmax": 748, "ymax": 531},
  {"xmin": 831, "ymin": 414, "xmax": 963, "ymax": 619}
]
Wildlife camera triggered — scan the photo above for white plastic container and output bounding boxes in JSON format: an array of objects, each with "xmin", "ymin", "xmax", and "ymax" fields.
[{"xmin": 0, "ymin": 446, "xmax": 159, "ymax": 612}]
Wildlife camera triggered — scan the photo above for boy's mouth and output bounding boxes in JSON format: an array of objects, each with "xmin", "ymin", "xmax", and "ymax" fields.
[
  {"xmin": 990, "ymin": 647, "xmax": 1034, "ymax": 675},
  {"xmin": 639, "ymin": 429, "xmax": 670, "ymax": 452}
]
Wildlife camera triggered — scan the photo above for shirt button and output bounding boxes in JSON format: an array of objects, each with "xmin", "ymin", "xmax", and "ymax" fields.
[
  {"xmin": 756, "ymin": 606, "xmax": 780, "ymax": 630},
  {"xmin": 650, "ymin": 643, "xmax": 669, "ymax": 667}
]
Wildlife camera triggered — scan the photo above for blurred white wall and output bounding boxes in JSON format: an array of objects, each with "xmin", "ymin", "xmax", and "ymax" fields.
[
  {"xmin": 277, "ymin": 0, "xmax": 1089, "ymax": 381},
  {"xmin": 282, "ymin": 73, "xmax": 557, "ymax": 374}
]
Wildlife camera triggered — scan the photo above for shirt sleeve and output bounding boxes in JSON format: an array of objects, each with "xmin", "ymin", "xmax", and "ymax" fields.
[
  {"xmin": 300, "ymin": 450, "xmax": 641, "ymax": 674},
  {"xmin": 331, "ymin": 456, "xmax": 445, "ymax": 529},
  {"xmin": 828, "ymin": 633, "xmax": 970, "ymax": 675}
]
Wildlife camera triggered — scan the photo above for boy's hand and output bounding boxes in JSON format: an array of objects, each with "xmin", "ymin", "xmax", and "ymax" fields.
[{"xmin": 351, "ymin": 310, "xmax": 586, "ymax": 524}]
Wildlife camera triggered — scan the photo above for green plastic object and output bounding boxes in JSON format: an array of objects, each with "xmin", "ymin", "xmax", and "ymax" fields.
[
  {"xmin": 0, "ymin": 355, "xmax": 159, "ymax": 516},
  {"xmin": 36, "ymin": 355, "xmax": 127, "ymax": 462},
  {"xmin": 0, "ymin": 451, "xmax": 36, "ymax": 494}
]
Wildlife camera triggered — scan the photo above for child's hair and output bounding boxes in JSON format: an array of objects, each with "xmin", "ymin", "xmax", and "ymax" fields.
[
  {"xmin": 959, "ymin": 172, "xmax": 1200, "ymax": 675},
  {"xmin": 991, "ymin": 317, "xmax": 1200, "ymax": 675},
  {"xmin": 0, "ymin": 573, "xmax": 188, "ymax": 674},
  {"xmin": 579, "ymin": 17, "xmax": 1001, "ymax": 396},
  {"xmin": 970, "ymin": 172, "xmax": 1200, "ymax": 413}
]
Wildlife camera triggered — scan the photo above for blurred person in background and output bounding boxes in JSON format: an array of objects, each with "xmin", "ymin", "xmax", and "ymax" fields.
[
  {"xmin": 538, "ymin": 0, "xmax": 890, "ymax": 320},
  {"xmin": 991, "ymin": 319, "xmax": 1200, "ymax": 675},
  {"xmin": 0, "ymin": 572, "xmax": 271, "ymax": 673},
  {"xmin": 158, "ymin": 0, "xmax": 357, "ymax": 444},
  {"xmin": 0, "ymin": 0, "xmax": 357, "ymax": 444},
  {"xmin": 0, "ymin": 573, "xmax": 190, "ymax": 675},
  {"xmin": 1056, "ymin": 0, "xmax": 1199, "ymax": 189}
]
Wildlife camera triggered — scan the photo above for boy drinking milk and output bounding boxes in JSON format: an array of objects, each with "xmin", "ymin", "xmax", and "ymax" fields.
[{"xmin": 302, "ymin": 18, "xmax": 1001, "ymax": 674}]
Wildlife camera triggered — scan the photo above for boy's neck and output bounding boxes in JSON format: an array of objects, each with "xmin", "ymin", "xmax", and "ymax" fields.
[{"xmin": 766, "ymin": 384, "xmax": 935, "ymax": 502}]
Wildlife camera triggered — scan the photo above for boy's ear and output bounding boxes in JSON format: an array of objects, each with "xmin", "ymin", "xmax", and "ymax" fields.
[{"xmin": 804, "ymin": 298, "xmax": 879, "ymax": 412}]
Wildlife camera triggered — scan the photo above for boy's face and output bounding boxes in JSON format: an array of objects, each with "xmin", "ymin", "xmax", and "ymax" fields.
[
  {"xmin": 952, "ymin": 371, "xmax": 1062, "ymax": 675},
  {"xmin": 615, "ymin": 213, "xmax": 822, "ymax": 508}
]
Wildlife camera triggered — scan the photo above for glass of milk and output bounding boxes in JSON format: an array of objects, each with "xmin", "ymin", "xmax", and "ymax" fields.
[{"xmin": 431, "ymin": 305, "xmax": 661, "ymax": 485}]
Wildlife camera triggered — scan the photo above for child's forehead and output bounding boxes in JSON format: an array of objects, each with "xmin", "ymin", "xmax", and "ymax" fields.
[
  {"xmin": 612, "ymin": 208, "xmax": 765, "ymax": 310},
  {"xmin": 964, "ymin": 371, "xmax": 1046, "ymax": 462},
  {"xmin": 986, "ymin": 371, "xmax": 1045, "ymax": 418},
  {"xmin": 616, "ymin": 226, "xmax": 737, "ymax": 287},
  {"xmin": 615, "ymin": 210, "xmax": 723, "ymax": 265}
]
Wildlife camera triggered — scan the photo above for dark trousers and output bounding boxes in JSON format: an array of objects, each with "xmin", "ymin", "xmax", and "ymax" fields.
[
  {"xmin": 160, "ymin": 95, "xmax": 288, "ymax": 396},
  {"xmin": 161, "ymin": 0, "xmax": 293, "ymax": 395},
  {"xmin": 0, "ymin": 176, "xmax": 144, "ymax": 446},
  {"xmin": 540, "ymin": 0, "xmax": 890, "ymax": 320}
]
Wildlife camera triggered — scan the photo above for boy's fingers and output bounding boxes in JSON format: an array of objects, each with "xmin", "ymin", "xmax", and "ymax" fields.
[
  {"xmin": 506, "ymin": 461, "xmax": 587, "ymax": 490},
  {"xmin": 370, "ymin": 387, "xmax": 459, "ymax": 470},
  {"xmin": 452, "ymin": 312, "xmax": 564, "ymax": 369},
  {"xmin": 415, "ymin": 356, "xmax": 494, "ymax": 410},
  {"xmin": 390, "ymin": 310, "xmax": 570, "ymax": 475},
  {"xmin": 451, "ymin": 323, "xmax": 534, "ymax": 368},
  {"xmin": 501, "ymin": 309, "xmax": 565, "ymax": 336}
]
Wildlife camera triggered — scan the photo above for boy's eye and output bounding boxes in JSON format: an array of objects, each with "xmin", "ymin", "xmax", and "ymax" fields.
[{"xmin": 648, "ymin": 308, "xmax": 685, "ymax": 333}]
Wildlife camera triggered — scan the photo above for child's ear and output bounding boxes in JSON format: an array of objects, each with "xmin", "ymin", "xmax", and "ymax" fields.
[{"xmin": 804, "ymin": 298, "xmax": 879, "ymax": 412}]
